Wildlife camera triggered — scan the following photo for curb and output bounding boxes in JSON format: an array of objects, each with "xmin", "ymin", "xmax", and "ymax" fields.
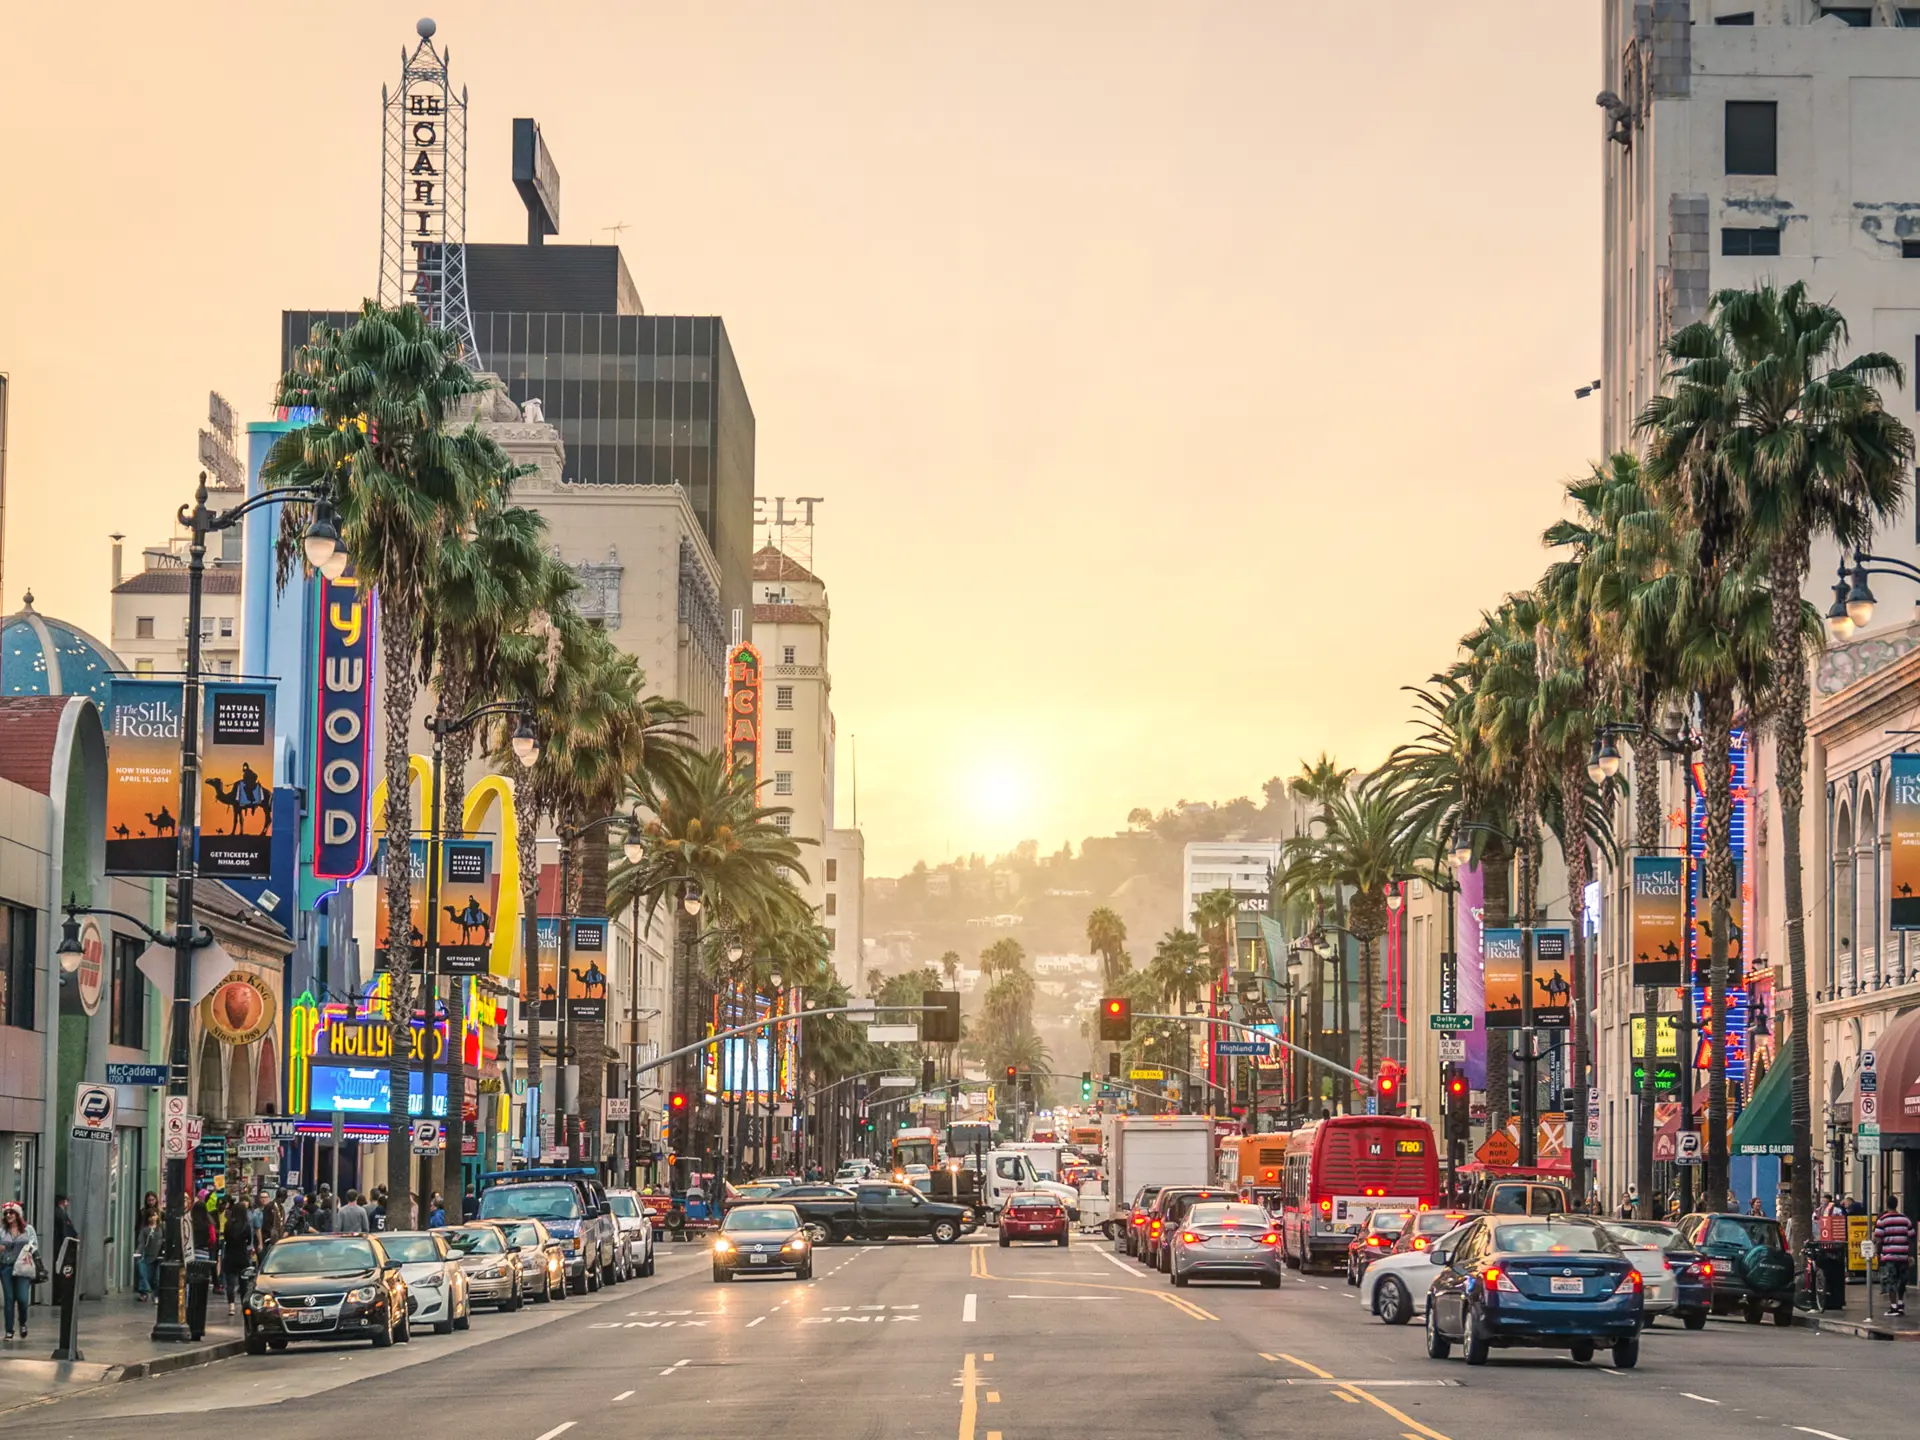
[
  {"xmin": 111, "ymin": 1337, "xmax": 249, "ymax": 1380},
  {"xmin": 1801, "ymin": 1312, "xmax": 1920, "ymax": 1342}
]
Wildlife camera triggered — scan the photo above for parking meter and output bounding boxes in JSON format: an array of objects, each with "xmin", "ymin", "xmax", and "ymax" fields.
[{"xmin": 51, "ymin": 1236, "xmax": 81, "ymax": 1362}]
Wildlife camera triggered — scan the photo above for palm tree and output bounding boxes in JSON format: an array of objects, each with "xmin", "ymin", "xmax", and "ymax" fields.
[
  {"xmin": 1085, "ymin": 907, "xmax": 1130, "ymax": 989},
  {"xmin": 939, "ymin": 951, "xmax": 961, "ymax": 987},
  {"xmin": 267, "ymin": 301, "xmax": 512, "ymax": 1165},
  {"xmin": 1148, "ymin": 930, "xmax": 1211, "ymax": 1088},
  {"xmin": 979, "ymin": 938, "xmax": 1027, "ymax": 982},
  {"xmin": 1280, "ymin": 780, "xmax": 1425, "ymax": 1086},
  {"xmin": 1691, "ymin": 282, "xmax": 1912, "ymax": 1244}
]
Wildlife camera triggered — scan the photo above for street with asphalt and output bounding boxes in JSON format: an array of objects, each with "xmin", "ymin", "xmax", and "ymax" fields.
[{"xmin": 1, "ymin": 1233, "xmax": 1910, "ymax": 1440}]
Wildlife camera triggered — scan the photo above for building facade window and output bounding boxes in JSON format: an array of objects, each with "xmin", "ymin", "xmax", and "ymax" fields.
[
  {"xmin": 826, "ymin": 928, "xmax": 837, "ymax": 949},
  {"xmin": 219, "ymin": 617, "xmax": 234, "ymax": 637},
  {"xmin": 775, "ymin": 728, "xmax": 794, "ymax": 753},
  {"xmin": 775, "ymin": 814, "xmax": 792, "ymax": 834},
  {"xmin": 782, "ymin": 646, "xmax": 796, "ymax": 665},
  {"xmin": 0, "ymin": 903, "xmax": 37, "ymax": 1030},
  {"xmin": 1722, "ymin": 227, "xmax": 1781, "ymax": 257},
  {"xmin": 1725, "ymin": 101, "xmax": 1777, "ymax": 176},
  {"xmin": 135, "ymin": 616, "xmax": 155, "ymax": 639},
  {"xmin": 825, "ymin": 859, "xmax": 837, "ymax": 882},
  {"xmin": 825, "ymin": 893, "xmax": 838, "ymax": 916},
  {"xmin": 1818, "ymin": 5, "xmax": 1872, "ymax": 24},
  {"xmin": 111, "ymin": 933, "xmax": 145, "ymax": 1047},
  {"xmin": 135, "ymin": 659, "xmax": 156, "ymax": 678},
  {"xmin": 775, "ymin": 685, "xmax": 794, "ymax": 710},
  {"xmin": 775, "ymin": 770, "xmax": 793, "ymax": 795},
  {"xmin": 217, "ymin": 660, "xmax": 234, "ymax": 677}
]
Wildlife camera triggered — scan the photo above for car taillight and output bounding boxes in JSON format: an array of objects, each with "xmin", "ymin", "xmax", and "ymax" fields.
[
  {"xmin": 1413, "ymin": 1238, "xmax": 1428, "ymax": 1250},
  {"xmin": 1484, "ymin": 1267, "xmax": 1519, "ymax": 1293},
  {"xmin": 1150, "ymin": 1221, "xmax": 1162, "ymax": 1233},
  {"xmin": 1319, "ymin": 1199, "xmax": 1332, "ymax": 1213},
  {"xmin": 1132, "ymin": 1211, "xmax": 1144, "ymax": 1223},
  {"xmin": 1261, "ymin": 1233, "xmax": 1281, "ymax": 1245},
  {"xmin": 1698, "ymin": 1261, "xmax": 1713, "ymax": 1280},
  {"xmin": 1181, "ymin": 1231, "xmax": 1200, "ymax": 1244},
  {"xmin": 1368, "ymin": 1236, "xmax": 1385, "ymax": 1247},
  {"xmin": 1616, "ymin": 1271, "xmax": 1643, "ymax": 1295}
]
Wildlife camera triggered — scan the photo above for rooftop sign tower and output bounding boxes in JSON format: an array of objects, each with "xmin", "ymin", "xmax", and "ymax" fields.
[{"xmin": 378, "ymin": 18, "xmax": 479, "ymax": 364}]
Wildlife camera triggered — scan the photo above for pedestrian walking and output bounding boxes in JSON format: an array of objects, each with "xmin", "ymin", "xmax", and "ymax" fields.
[
  {"xmin": 1748, "ymin": 1197, "xmax": 1765, "ymax": 1217},
  {"xmin": 1873, "ymin": 1196, "xmax": 1916, "ymax": 1317},
  {"xmin": 368, "ymin": 1189, "xmax": 388, "ymax": 1232},
  {"xmin": 0, "ymin": 1204, "xmax": 38, "ymax": 1341},
  {"xmin": 336, "ymin": 1191, "xmax": 369, "ymax": 1235},
  {"xmin": 220, "ymin": 1200, "xmax": 254, "ymax": 1317},
  {"xmin": 134, "ymin": 1201, "xmax": 162, "ymax": 1302},
  {"xmin": 462, "ymin": 1188, "xmax": 477, "ymax": 1222},
  {"xmin": 427, "ymin": 1193, "xmax": 446, "ymax": 1228}
]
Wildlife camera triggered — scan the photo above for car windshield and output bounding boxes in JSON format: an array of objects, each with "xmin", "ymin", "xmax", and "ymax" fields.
[
  {"xmin": 1418, "ymin": 1212, "xmax": 1468, "ymax": 1235},
  {"xmin": 497, "ymin": 1222, "xmax": 541, "ymax": 1247},
  {"xmin": 607, "ymin": 1195, "xmax": 641, "ymax": 1217},
  {"xmin": 378, "ymin": 1234, "xmax": 444, "ymax": 1263},
  {"xmin": 1370, "ymin": 1210, "xmax": 1410, "ymax": 1233},
  {"xmin": 1706, "ymin": 1216, "xmax": 1784, "ymax": 1251},
  {"xmin": 479, "ymin": 1185, "xmax": 582, "ymax": 1222},
  {"xmin": 261, "ymin": 1238, "xmax": 377, "ymax": 1275},
  {"xmin": 1491, "ymin": 1223, "xmax": 1613, "ymax": 1255},
  {"xmin": 1604, "ymin": 1222, "xmax": 1676, "ymax": 1249},
  {"xmin": 1188, "ymin": 1204, "xmax": 1268, "ymax": 1228},
  {"xmin": 723, "ymin": 1206, "xmax": 801, "ymax": 1233},
  {"xmin": 439, "ymin": 1227, "xmax": 506, "ymax": 1255}
]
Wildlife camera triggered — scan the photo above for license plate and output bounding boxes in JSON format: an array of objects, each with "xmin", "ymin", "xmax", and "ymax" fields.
[
  {"xmin": 1550, "ymin": 1276, "xmax": 1583, "ymax": 1295},
  {"xmin": 749, "ymin": 1253, "xmax": 769, "ymax": 1265},
  {"xmin": 287, "ymin": 1310, "xmax": 327, "ymax": 1325}
]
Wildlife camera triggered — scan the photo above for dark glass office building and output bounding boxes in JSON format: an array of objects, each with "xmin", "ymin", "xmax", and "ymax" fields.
[{"xmin": 281, "ymin": 243, "xmax": 755, "ymax": 621}]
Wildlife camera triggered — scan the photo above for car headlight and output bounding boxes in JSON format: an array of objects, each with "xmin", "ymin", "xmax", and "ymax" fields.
[
  {"xmin": 784, "ymin": 1238, "xmax": 807, "ymax": 1251},
  {"xmin": 415, "ymin": 1274, "xmax": 445, "ymax": 1290},
  {"xmin": 346, "ymin": 1285, "xmax": 380, "ymax": 1304},
  {"xmin": 474, "ymin": 1266, "xmax": 506, "ymax": 1280},
  {"xmin": 713, "ymin": 1239, "xmax": 734, "ymax": 1254},
  {"xmin": 249, "ymin": 1290, "xmax": 276, "ymax": 1308},
  {"xmin": 962, "ymin": 1211, "xmax": 975, "ymax": 1222}
]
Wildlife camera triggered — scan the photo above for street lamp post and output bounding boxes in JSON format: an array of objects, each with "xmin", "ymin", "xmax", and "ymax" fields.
[
  {"xmin": 144, "ymin": 473, "xmax": 344, "ymax": 1341},
  {"xmin": 418, "ymin": 701, "xmax": 538, "ymax": 1209},
  {"xmin": 1593, "ymin": 715, "xmax": 1700, "ymax": 1221},
  {"xmin": 552, "ymin": 810, "xmax": 642, "ymax": 1170},
  {"xmin": 1449, "ymin": 823, "xmax": 1542, "ymax": 1166}
]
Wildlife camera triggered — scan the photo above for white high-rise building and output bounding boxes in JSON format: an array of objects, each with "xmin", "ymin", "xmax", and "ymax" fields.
[{"xmin": 1181, "ymin": 841, "xmax": 1283, "ymax": 929}]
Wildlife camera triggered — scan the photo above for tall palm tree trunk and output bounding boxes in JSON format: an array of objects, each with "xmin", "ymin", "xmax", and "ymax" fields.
[
  {"xmin": 382, "ymin": 598, "xmax": 421, "ymax": 1195},
  {"xmin": 1634, "ymin": 712, "xmax": 1664, "ymax": 1220},
  {"xmin": 1770, "ymin": 539, "xmax": 1816, "ymax": 1253},
  {"xmin": 1701, "ymin": 684, "xmax": 1736, "ymax": 1210},
  {"xmin": 1562, "ymin": 757, "xmax": 1593, "ymax": 1206}
]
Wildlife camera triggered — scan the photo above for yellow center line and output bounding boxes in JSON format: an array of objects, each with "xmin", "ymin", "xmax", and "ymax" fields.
[
  {"xmin": 1265, "ymin": 1354, "xmax": 1453, "ymax": 1440},
  {"xmin": 958, "ymin": 1352, "xmax": 978, "ymax": 1440}
]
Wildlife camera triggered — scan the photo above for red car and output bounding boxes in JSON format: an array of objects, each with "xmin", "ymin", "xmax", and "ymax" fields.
[
  {"xmin": 1344, "ymin": 1206, "xmax": 1413, "ymax": 1286},
  {"xmin": 999, "ymin": 1191, "xmax": 1069, "ymax": 1247}
]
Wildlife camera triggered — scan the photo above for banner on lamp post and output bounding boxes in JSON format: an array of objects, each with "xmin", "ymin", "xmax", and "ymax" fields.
[
  {"xmin": 1483, "ymin": 928, "xmax": 1524, "ymax": 1029},
  {"xmin": 1891, "ymin": 753, "xmax": 1920, "ymax": 930},
  {"xmin": 1531, "ymin": 928, "xmax": 1573, "ymax": 1028},
  {"xmin": 567, "ymin": 919, "xmax": 608, "ymax": 1020},
  {"xmin": 1630, "ymin": 855, "xmax": 1687, "ymax": 986},
  {"xmin": 197, "ymin": 684, "xmax": 274, "ymax": 879},
  {"xmin": 436, "ymin": 839, "xmax": 497, "ymax": 975},
  {"xmin": 104, "ymin": 681, "xmax": 185, "ymax": 876}
]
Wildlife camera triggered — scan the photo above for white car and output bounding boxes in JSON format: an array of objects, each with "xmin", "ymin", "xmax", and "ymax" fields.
[
  {"xmin": 605, "ymin": 1188, "xmax": 657, "ymax": 1279},
  {"xmin": 902, "ymin": 1164, "xmax": 932, "ymax": 1190},
  {"xmin": 836, "ymin": 1161, "xmax": 879, "ymax": 1183},
  {"xmin": 1601, "ymin": 1220, "xmax": 1680, "ymax": 1317},
  {"xmin": 376, "ymin": 1230, "xmax": 471, "ymax": 1335},
  {"xmin": 1358, "ymin": 1223, "xmax": 1478, "ymax": 1326}
]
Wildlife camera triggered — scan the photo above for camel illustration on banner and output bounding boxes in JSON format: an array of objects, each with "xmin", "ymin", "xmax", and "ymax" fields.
[
  {"xmin": 206, "ymin": 762, "xmax": 271, "ymax": 834},
  {"xmin": 444, "ymin": 896, "xmax": 491, "ymax": 945}
]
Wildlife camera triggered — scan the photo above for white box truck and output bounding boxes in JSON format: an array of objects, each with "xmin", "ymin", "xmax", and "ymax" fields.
[{"xmin": 1102, "ymin": 1115, "xmax": 1214, "ymax": 1251}]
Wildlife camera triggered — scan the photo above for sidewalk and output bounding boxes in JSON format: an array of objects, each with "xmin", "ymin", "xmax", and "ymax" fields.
[
  {"xmin": 0, "ymin": 1292, "xmax": 246, "ymax": 1412},
  {"xmin": 1802, "ymin": 1306, "xmax": 1920, "ymax": 1341}
]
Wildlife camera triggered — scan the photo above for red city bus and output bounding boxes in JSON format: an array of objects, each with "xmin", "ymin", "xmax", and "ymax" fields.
[{"xmin": 1279, "ymin": 1115, "xmax": 1439, "ymax": 1272}]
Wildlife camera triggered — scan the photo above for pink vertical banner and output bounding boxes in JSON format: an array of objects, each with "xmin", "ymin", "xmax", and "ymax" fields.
[{"xmin": 1457, "ymin": 865, "xmax": 1487, "ymax": 1089}]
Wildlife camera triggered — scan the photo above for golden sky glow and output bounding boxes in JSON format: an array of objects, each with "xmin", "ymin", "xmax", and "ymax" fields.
[{"xmin": 0, "ymin": 3, "xmax": 1600, "ymax": 874}]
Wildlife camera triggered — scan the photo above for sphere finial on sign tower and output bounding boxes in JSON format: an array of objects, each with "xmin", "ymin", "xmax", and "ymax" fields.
[{"xmin": 417, "ymin": 16, "xmax": 436, "ymax": 37}]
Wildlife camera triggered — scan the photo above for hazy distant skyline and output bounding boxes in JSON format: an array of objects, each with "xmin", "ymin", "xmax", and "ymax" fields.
[{"xmin": 0, "ymin": 4, "xmax": 1600, "ymax": 875}]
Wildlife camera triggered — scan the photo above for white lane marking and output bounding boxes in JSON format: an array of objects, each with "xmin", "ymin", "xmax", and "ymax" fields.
[
  {"xmin": 533, "ymin": 1427, "xmax": 577, "ymax": 1440},
  {"xmin": 659, "ymin": 1358, "xmax": 690, "ymax": 1377},
  {"xmin": 1599, "ymin": 1368, "xmax": 1625, "ymax": 1376},
  {"xmin": 963, "ymin": 1293, "xmax": 977, "ymax": 1323},
  {"xmin": 1007, "ymin": 1294, "xmax": 1113, "ymax": 1300},
  {"xmin": 1794, "ymin": 1431, "xmax": 1854, "ymax": 1440},
  {"xmin": 746, "ymin": 1315, "xmax": 766, "ymax": 1327},
  {"xmin": 611, "ymin": 1391, "xmax": 633, "ymax": 1402},
  {"xmin": 1099, "ymin": 1251, "xmax": 1149, "ymax": 1278},
  {"xmin": 1680, "ymin": 1393, "xmax": 1720, "ymax": 1405}
]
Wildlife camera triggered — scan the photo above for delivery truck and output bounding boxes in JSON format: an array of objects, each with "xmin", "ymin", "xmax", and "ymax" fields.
[{"xmin": 1101, "ymin": 1114, "xmax": 1214, "ymax": 1246}]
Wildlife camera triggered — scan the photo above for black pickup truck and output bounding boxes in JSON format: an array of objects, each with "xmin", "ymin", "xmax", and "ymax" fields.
[{"xmin": 771, "ymin": 1182, "xmax": 978, "ymax": 1244}]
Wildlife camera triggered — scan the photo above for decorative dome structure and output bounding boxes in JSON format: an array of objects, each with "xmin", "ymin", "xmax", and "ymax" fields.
[{"xmin": 1, "ymin": 591, "xmax": 123, "ymax": 712}]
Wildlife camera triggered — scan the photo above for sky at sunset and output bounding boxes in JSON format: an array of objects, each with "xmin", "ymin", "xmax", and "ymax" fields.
[{"xmin": 0, "ymin": 4, "xmax": 1601, "ymax": 876}]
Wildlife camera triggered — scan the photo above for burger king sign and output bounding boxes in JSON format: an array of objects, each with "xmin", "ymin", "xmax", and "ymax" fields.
[{"xmin": 204, "ymin": 971, "xmax": 275, "ymax": 1046}]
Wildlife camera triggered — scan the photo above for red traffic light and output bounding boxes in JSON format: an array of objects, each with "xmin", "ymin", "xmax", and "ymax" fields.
[
  {"xmin": 1447, "ymin": 1073, "xmax": 1468, "ymax": 1098},
  {"xmin": 668, "ymin": 1092, "xmax": 688, "ymax": 1111},
  {"xmin": 1005, "ymin": 1065, "xmax": 1017, "ymax": 1082},
  {"xmin": 1097, "ymin": 995, "xmax": 1133, "ymax": 1041}
]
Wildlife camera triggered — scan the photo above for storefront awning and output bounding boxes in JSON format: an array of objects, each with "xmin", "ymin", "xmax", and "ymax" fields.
[
  {"xmin": 1870, "ymin": 1004, "xmax": 1920, "ymax": 1150},
  {"xmin": 1732, "ymin": 1039, "xmax": 1794, "ymax": 1156}
]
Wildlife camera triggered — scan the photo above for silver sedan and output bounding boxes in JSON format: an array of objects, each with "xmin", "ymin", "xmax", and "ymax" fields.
[{"xmin": 1169, "ymin": 1202, "xmax": 1286, "ymax": 1289}]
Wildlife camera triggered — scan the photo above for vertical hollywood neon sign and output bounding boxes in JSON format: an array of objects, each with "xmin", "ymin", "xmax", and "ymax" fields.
[{"xmin": 312, "ymin": 573, "xmax": 377, "ymax": 880}]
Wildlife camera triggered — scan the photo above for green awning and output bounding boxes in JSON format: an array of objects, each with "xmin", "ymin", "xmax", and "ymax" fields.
[{"xmin": 1732, "ymin": 1038, "xmax": 1795, "ymax": 1156}]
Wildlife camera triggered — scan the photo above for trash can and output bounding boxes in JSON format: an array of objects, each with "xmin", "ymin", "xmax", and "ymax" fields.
[{"xmin": 185, "ymin": 1257, "xmax": 215, "ymax": 1339}]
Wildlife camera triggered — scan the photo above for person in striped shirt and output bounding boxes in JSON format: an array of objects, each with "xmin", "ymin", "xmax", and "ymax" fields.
[{"xmin": 1872, "ymin": 1197, "xmax": 1916, "ymax": 1317}]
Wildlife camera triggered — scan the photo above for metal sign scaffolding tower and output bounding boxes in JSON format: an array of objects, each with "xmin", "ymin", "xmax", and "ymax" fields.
[{"xmin": 378, "ymin": 18, "xmax": 480, "ymax": 366}]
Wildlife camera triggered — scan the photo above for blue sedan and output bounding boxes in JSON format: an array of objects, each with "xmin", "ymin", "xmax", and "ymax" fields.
[{"xmin": 1424, "ymin": 1216, "xmax": 1645, "ymax": 1368}]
